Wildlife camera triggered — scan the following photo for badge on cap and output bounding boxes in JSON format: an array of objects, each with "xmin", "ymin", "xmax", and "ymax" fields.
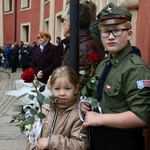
[
  {"xmin": 137, "ymin": 80, "xmax": 150, "ymax": 89},
  {"xmin": 106, "ymin": 6, "xmax": 112, "ymax": 13}
]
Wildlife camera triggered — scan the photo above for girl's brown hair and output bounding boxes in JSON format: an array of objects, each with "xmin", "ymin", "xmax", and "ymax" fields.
[{"xmin": 50, "ymin": 66, "xmax": 79, "ymax": 87}]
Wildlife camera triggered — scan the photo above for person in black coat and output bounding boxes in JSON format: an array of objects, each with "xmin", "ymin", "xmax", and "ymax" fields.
[
  {"xmin": 9, "ymin": 44, "xmax": 19, "ymax": 73},
  {"xmin": 31, "ymin": 31, "xmax": 61, "ymax": 84},
  {"xmin": 61, "ymin": 3, "xmax": 101, "ymax": 89},
  {"xmin": 20, "ymin": 42, "xmax": 31, "ymax": 71}
]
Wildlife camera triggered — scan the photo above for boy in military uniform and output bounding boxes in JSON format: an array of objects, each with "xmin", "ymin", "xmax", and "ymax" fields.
[{"xmin": 81, "ymin": 3, "xmax": 150, "ymax": 150}]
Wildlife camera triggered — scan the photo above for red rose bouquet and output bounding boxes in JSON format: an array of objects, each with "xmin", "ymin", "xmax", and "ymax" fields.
[
  {"xmin": 11, "ymin": 68, "xmax": 51, "ymax": 137},
  {"xmin": 21, "ymin": 67, "xmax": 49, "ymax": 123},
  {"xmin": 79, "ymin": 52, "xmax": 102, "ymax": 122},
  {"xmin": 80, "ymin": 52, "xmax": 101, "ymax": 98}
]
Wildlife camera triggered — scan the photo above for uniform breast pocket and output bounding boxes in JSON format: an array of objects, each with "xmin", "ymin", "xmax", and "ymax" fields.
[{"xmin": 103, "ymin": 84, "xmax": 128, "ymax": 110}]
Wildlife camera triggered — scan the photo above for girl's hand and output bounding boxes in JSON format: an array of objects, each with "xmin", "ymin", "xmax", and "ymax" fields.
[{"xmin": 35, "ymin": 137, "xmax": 49, "ymax": 150}]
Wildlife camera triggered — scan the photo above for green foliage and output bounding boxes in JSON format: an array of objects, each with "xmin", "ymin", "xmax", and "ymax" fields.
[
  {"xmin": 91, "ymin": 98, "xmax": 99, "ymax": 109},
  {"xmin": 26, "ymin": 116, "xmax": 35, "ymax": 125},
  {"xmin": 29, "ymin": 94, "xmax": 35, "ymax": 100},
  {"xmin": 37, "ymin": 112, "xmax": 46, "ymax": 119},
  {"xmin": 44, "ymin": 98, "xmax": 50, "ymax": 105},
  {"xmin": 39, "ymin": 85, "xmax": 45, "ymax": 92},
  {"xmin": 80, "ymin": 75, "xmax": 99, "ymax": 98},
  {"xmin": 11, "ymin": 83, "xmax": 51, "ymax": 134},
  {"xmin": 37, "ymin": 93, "xmax": 44, "ymax": 106},
  {"xmin": 30, "ymin": 109, "xmax": 37, "ymax": 115},
  {"xmin": 79, "ymin": 70, "xmax": 87, "ymax": 76},
  {"xmin": 10, "ymin": 111, "xmax": 26, "ymax": 133},
  {"xmin": 79, "ymin": 61, "xmax": 100, "ymax": 109}
]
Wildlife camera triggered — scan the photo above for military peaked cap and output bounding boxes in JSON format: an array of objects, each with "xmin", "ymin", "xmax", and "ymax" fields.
[{"xmin": 97, "ymin": 3, "xmax": 132, "ymax": 25}]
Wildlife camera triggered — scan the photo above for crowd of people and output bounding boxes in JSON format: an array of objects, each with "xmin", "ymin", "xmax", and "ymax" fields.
[
  {"xmin": 3, "ymin": 1, "xmax": 150, "ymax": 150},
  {"xmin": 0, "ymin": 41, "xmax": 38, "ymax": 73}
]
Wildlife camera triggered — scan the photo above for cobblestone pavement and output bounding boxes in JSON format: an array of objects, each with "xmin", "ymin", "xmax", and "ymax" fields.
[{"xmin": 0, "ymin": 68, "xmax": 27, "ymax": 150}]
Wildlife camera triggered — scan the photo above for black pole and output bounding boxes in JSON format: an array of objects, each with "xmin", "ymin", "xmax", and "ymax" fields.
[
  {"xmin": 70, "ymin": 0, "xmax": 79, "ymax": 74},
  {"xmin": 14, "ymin": 0, "xmax": 17, "ymax": 42}
]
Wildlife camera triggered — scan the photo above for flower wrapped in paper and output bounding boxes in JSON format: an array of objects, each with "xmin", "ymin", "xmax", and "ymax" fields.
[
  {"xmin": 78, "ymin": 52, "xmax": 102, "ymax": 122},
  {"xmin": 6, "ymin": 67, "xmax": 52, "ymax": 135}
]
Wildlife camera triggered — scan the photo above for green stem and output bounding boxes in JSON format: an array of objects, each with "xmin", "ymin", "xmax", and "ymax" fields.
[
  {"xmin": 32, "ymin": 81, "xmax": 39, "ymax": 94},
  {"xmin": 90, "ymin": 63, "xmax": 93, "ymax": 77},
  {"xmin": 33, "ymin": 81, "xmax": 43, "ymax": 137}
]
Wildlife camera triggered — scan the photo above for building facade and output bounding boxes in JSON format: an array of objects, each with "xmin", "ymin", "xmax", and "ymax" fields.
[
  {"xmin": 1, "ymin": 0, "xmax": 150, "ymax": 66},
  {"xmin": 0, "ymin": 0, "xmax": 137, "ymax": 45},
  {"xmin": 0, "ymin": 0, "xmax": 150, "ymax": 149}
]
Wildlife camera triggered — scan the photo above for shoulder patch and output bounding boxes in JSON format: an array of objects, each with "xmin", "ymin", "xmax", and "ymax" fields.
[{"xmin": 137, "ymin": 80, "xmax": 150, "ymax": 89}]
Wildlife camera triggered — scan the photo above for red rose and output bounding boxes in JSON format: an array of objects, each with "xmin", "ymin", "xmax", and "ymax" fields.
[
  {"xmin": 21, "ymin": 68, "xmax": 35, "ymax": 83},
  {"xmin": 86, "ymin": 53, "xmax": 101, "ymax": 63}
]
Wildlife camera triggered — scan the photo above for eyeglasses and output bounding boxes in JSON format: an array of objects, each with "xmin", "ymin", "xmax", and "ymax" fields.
[
  {"xmin": 100, "ymin": 28, "xmax": 129, "ymax": 38},
  {"xmin": 37, "ymin": 35, "xmax": 45, "ymax": 39},
  {"xmin": 61, "ymin": 17, "xmax": 69, "ymax": 23}
]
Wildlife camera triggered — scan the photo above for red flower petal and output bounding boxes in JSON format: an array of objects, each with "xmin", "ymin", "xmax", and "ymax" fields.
[
  {"xmin": 21, "ymin": 68, "xmax": 35, "ymax": 83},
  {"xmin": 86, "ymin": 53, "xmax": 101, "ymax": 63}
]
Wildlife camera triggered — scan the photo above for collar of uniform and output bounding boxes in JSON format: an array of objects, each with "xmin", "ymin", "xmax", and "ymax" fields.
[{"xmin": 109, "ymin": 43, "xmax": 132, "ymax": 67}]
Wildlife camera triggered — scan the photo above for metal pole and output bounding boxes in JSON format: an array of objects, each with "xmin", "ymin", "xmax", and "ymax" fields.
[
  {"xmin": 70, "ymin": 0, "xmax": 79, "ymax": 74},
  {"xmin": 14, "ymin": 0, "xmax": 17, "ymax": 42}
]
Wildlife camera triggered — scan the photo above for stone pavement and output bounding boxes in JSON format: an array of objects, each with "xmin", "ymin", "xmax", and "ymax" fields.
[{"xmin": 0, "ymin": 68, "xmax": 27, "ymax": 150}]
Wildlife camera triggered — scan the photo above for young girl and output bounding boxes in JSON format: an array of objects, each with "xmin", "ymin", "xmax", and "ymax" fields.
[{"xmin": 26, "ymin": 66, "xmax": 88, "ymax": 150}]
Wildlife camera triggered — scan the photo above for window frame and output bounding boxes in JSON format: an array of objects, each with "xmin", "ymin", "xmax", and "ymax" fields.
[
  {"xmin": 21, "ymin": 0, "xmax": 31, "ymax": 11},
  {"xmin": 4, "ymin": 0, "xmax": 14, "ymax": 14}
]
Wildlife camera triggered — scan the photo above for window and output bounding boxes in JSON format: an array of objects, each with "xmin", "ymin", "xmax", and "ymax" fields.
[
  {"xmin": 44, "ymin": 19, "xmax": 49, "ymax": 31},
  {"xmin": 45, "ymin": 0, "xmax": 50, "ymax": 4},
  {"xmin": 56, "ymin": 15, "xmax": 62, "ymax": 37},
  {"xmin": 21, "ymin": 23, "xmax": 30, "ymax": 43},
  {"xmin": 21, "ymin": 0, "xmax": 31, "ymax": 10},
  {"xmin": 4, "ymin": 0, "xmax": 13, "ymax": 13}
]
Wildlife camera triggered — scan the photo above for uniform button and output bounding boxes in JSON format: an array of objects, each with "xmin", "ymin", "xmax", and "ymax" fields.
[
  {"xmin": 116, "ymin": 60, "xmax": 119, "ymax": 63},
  {"xmin": 129, "ymin": 55, "xmax": 133, "ymax": 58},
  {"xmin": 114, "ymin": 60, "xmax": 119, "ymax": 66}
]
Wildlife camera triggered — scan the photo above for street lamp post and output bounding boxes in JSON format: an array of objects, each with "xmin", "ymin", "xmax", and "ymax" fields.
[{"xmin": 70, "ymin": 0, "xmax": 79, "ymax": 74}]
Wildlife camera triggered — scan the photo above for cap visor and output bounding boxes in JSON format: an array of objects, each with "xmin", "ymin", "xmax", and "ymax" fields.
[{"xmin": 100, "ymin": 18, "xmax": 129, "ymax": 25}]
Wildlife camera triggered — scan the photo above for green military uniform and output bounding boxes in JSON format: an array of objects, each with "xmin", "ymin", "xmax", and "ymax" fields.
[
  {"xmin": 96, "ymin": 43, "xmax": 150, "ymax": 122},
  {"xmin": 90, "ymin": 3, "xmax": 150, "ymax": 150}
]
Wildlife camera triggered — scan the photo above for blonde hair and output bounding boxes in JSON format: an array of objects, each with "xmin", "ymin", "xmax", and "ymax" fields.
[
  {"xmin": 37, "ymin": 31, "xmax": 51, "ymax": 41},
  {"xmin": 50, "ymin": 66, "xmax": 79, "ymax": 87}
]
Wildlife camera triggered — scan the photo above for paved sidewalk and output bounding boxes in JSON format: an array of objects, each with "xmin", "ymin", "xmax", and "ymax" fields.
[{"xmin": 0, "ymin": 68, "xmax": 27, "ymax": 150}]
